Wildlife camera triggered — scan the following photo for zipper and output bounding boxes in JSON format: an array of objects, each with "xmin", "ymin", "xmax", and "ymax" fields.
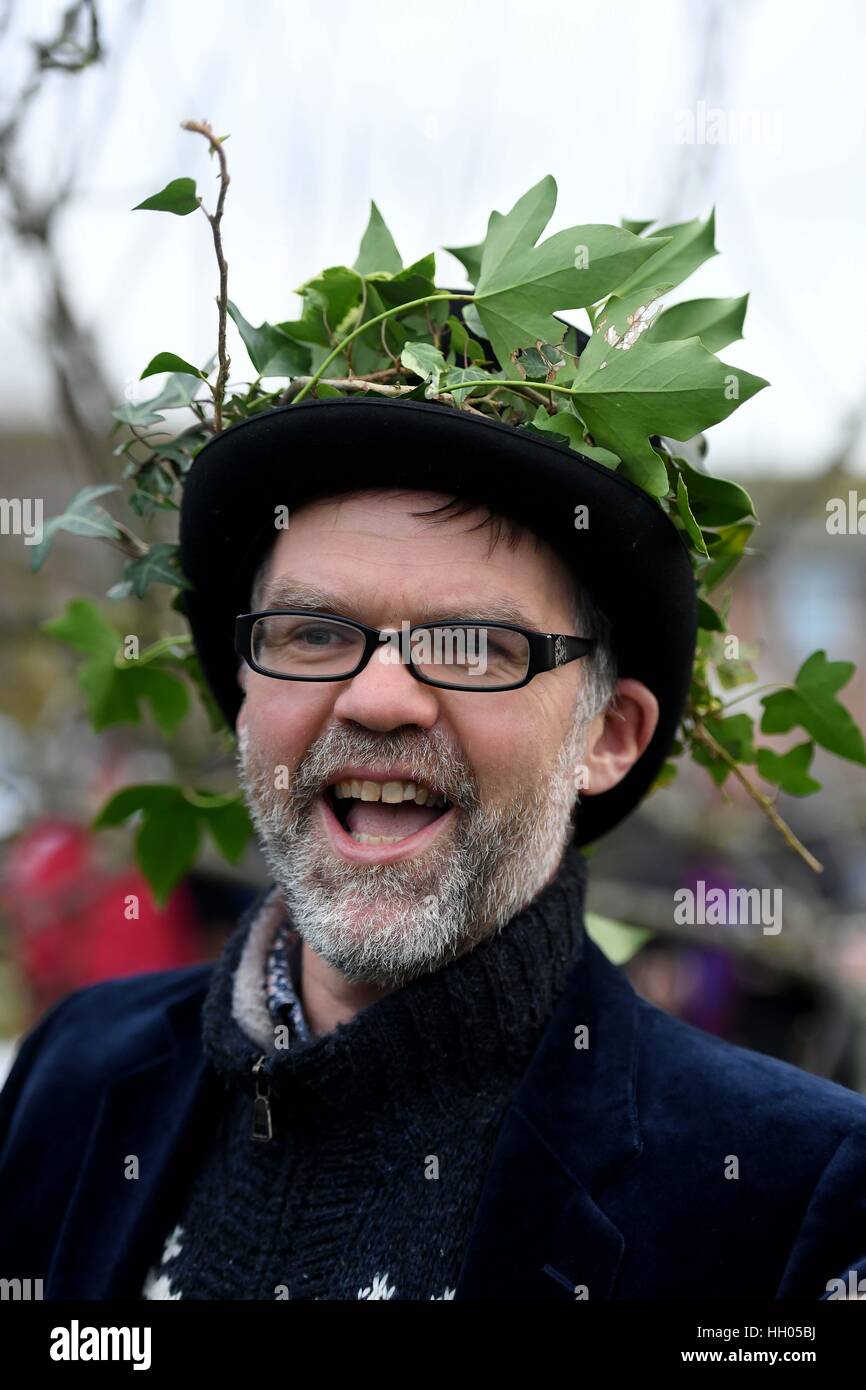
[{"xmin": 251, "ymin": 1055, "xmax": 273, "ymax": 1143}]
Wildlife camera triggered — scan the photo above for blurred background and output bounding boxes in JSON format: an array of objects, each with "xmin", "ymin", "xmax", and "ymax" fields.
[{"xmin": 1, "ymin": 0, "xmax": 865, "ymax": 1087}]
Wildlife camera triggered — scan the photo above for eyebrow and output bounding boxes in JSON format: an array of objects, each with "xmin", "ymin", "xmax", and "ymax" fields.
[{"xmin": 258, "ymin": 577, "xmax": 542, "ymax": 629}]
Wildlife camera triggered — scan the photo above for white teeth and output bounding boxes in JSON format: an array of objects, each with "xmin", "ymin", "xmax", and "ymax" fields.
[{"xmin": 331, "ymin": 778, "xmax": 446, "ymax": 807}]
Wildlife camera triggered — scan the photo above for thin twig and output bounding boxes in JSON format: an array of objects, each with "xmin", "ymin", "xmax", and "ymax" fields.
[
  {"xmin": 691, "ymin": 719, "xmax": 823, "ymax": 874},
  {"xmin": 180, "ymin": 119, "xmax": 231, "ymax": 430}
]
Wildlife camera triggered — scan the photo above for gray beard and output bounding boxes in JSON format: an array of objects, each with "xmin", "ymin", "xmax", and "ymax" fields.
[{"xmin": 236, "ymin": 703, "xmax": 591, "ymax": 988}]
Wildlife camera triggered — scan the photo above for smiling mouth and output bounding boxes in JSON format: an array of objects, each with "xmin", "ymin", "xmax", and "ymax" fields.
[{"xmin": 323, "ymin": 777, "xmax": 453, "ymax": 846}]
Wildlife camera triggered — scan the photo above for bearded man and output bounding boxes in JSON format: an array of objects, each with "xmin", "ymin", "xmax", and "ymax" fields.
[{"xmin": 2, "ymin": 397, "xmax": 865, "ymax": 1302}]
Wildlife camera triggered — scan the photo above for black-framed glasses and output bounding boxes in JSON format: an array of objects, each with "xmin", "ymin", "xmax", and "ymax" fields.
[{"xmin": 234, "ymin": 610, "xmax": 597, "ymax": 693}]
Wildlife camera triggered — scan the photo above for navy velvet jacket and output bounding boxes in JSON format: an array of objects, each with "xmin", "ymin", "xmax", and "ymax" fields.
[{"xmin": 2, "ymin": 926, "xmax": 866, "ymax": 1301}]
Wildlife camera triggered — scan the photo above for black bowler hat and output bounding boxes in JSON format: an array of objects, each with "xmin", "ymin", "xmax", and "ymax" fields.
[{"xmin": 179, "ymin": 388, "xmax": 698, "ymax": 849}]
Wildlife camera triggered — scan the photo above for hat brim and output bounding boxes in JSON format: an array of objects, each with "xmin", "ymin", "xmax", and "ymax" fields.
[{"xmin": 179, "ymin": 396, "xmax": 697, "ymax": 847}]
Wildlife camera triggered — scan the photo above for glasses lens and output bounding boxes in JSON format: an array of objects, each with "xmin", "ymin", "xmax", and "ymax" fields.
[
  {"xmin": 251, "ymin": 615, "xmax": 365, "ymax": 677},
  {"xmin": 413, "ymin": 624, "xmax": 530, "ymax": 689}
]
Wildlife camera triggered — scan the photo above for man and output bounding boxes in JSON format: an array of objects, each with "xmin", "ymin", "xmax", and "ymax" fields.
[{"xmin": 1, "ymin": 397, "xmax": 865, "ymax": 1301}]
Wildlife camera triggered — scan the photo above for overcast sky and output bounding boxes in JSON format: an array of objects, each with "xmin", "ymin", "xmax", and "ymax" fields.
[{"xmin": 2, "ymin": 0, "xmax": 865, "ymax": 477}]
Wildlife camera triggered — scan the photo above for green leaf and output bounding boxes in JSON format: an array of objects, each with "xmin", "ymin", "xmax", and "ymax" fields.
[
  {"xmin": 93, "ymin": 783, "xmax": 250, "ymax": 903},
  {"xmin": 120, "ymin": 543, "xmax": 192, "ymax": 599},
  {"xmin": 133, "ymin": 177, "xmax": 200, "ymax": 216},
  {"xmin": 585, "ymin": 911, "xmax": 652, "ymax": 964},
  {"xmin": 112, "ymin": 370, "xmax": 207, "ymax": 427},
  {"xmin": 126, "ymin": 668, "xmax": 190, "ymax": 736},
  {"xmin": 571, "ymin": 326, "xmax": 768, "ymax": 498},
  {"xmin": 756, "ymin": 742, "xmax": 822, "ymax": 797},
  {"xmin": 620, "ymin": 218, "xmax": 656, "ymax": 236},
  {"xmin": 30, "ymin": 485, "xmax": 121, "ymax": 572},
  {"xmin": 198, "ymin": 796, "xmax": 254, "ymax": 861},
  {"xmin": 42, "ymin": 600, "xmax": 190, "ymax": 736},
  {"xmin": 704, "ymin": 712, "xmax": 756, "ymax": 763},
  {"xmin": 472, "ymin": 175, "xmax": 669, "ymax": 370},
  {"xmin": 675, "ymin": 456, "xmax": 757, "ymax": 527},
  {"xmin": 647, "ymin": 295, "xmax": 749, "ymax": 353},
  {"xmin": 445, "ymin": 315, "xmax": 486, "ymax": 364},
  {"xmin": 227, "ymin": 300, "xmax": 311, "ymax": 377},
  {"xmin": 372, "ymin": 254, "xmax": 438, "ymax": 309},
  {"xmin": 676, "ymin": 474, "xmax": 710, "ymax": 556},
  {"xmin": 444, "ymin": 241, "xmax": 485, "ymax": 285},
  {"xmin": 354, "ymin": 200, "xmax": 402, "ymax": 275},
  {"xmin": 699, "ymin": 522, "xmax": 754, "ymax": 591},
  {"xmin": 609, "ymin": 210, "xmax": 718, "ymax": 299},
  {"xmin": 401, "ymin": 341, "xmax": 448, "ymax": 396},
  {"xmin": 760, "ymin": 651, "xmax": 866, "ymax": 765},
  {"xmin": 137, "ymin": 795, "xmax": 200, "ymax": 905},
  {"xmin": 41, "ymin": 597, "xmax": 119, "ymax": 660},
  {"xmin": 441, "ymin": 365, "xmax": 496, "ymax": 405},
  {"xmin": 281, "ymin": 266, "xmax": 364, "ymax": 346},
  {"xmin": 140, "ymin": 352, "xmax": 206, "ymax": 381},
  {"xmin": 93, "ymin": 783, "xmax": 180, "ymax": 828},
  {"xmin": 697, "ymin": 597, "xmax": 725, "ymax": 631}
]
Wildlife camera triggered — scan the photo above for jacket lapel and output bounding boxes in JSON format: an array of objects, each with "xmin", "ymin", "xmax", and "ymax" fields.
[
  {"xmin": 455, "ymin": 933, "xmax": 642, "ymax": 1300},
  {"xmin": 46, "ymin": 984, "xmax": 222, "ymax": 1300}
]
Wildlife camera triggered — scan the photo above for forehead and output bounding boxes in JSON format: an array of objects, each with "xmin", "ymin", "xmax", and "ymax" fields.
[{"xmin": 258, "ymin": 488, "xmax": 576, "ymax": 628}]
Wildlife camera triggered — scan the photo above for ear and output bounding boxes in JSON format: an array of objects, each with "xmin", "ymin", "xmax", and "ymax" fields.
[{"xmin": 580, "ymin": 678, "xmax": 659, "ymax": 797}]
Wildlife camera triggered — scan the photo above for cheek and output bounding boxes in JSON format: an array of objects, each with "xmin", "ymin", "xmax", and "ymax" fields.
[
  {"xmin": 454, "ymin": 692, "xmax": 566, "ymax": 794},
  {"xmin": 244, "ymin": 680, "xmax": 334, "ymax": 762}
]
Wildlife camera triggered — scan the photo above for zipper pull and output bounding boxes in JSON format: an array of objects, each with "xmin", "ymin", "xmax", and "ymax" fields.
[{"xmin": 251, "ymin": 1055, "xmax": 273, "ymax": 1143}]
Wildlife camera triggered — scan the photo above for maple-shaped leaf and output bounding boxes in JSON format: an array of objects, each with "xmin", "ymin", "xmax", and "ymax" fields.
[
  {"xmin": 570, "ymin": 289, "xmax": 768, "ymax": 496},
  {"xmin": 472, "ymin": 176, "xmax": 668, "ymax": 371},
  {"xmin": 761, "ymin": 651, "xmax": 866, "ymax": 765}
]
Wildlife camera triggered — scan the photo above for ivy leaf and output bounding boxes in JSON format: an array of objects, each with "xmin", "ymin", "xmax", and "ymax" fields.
[
  {"xmin": 227, "ymin": 300, "xmax": 311, "ymax": 377},
  {"xmin": 197, "ymin": 793, "xmax": 254, "ymax": 861},
  {"xmin": 444, "ymin": 240, "xmax": 485, "ymax": 285},
  {"xmin": 93, "ymin": 784, "xmax": 252, "ymax": 903},
  {"xmin": 571, "ymin": 324, "xmax": 768, "ymax": 497},
  {"xmin": 133, "ymin": 177, "xmax": 200, "ymax": 216},
  {"xmin": 280, "ymin": 266, "xmax": 364, "ymax": 346},
  {"xmin": 140, "ymin": 352, "xmax": 206, "ymax": 381},
  {"xmin": 354, "ymin": 200, "xmax": 402, "ymax": 275},
  {"xmin": 756, "ymin": 742, "xmax": 822, "ymax": 797},
  {"xmin": 30, "ymin": 484, "xmax": 121, "ymax": 572},
  {"xmin": 699, "ymin": 522, "xmax": 754, "ymax": 591},
  {"xmin": 692, "ymin": 712, "xmax": 756, "ymax": 787},
  {"xmin": 120, "ymin": 543, "xmax": 193, "ymax": 599},
  {"xmin": 697, "ymin": 596, "xmax": 724, "ymax": 630},
  {"xmin": 440, "ymin": 365, "xmax": 497, "ymax": 405},
  {"xmin": 760, "ymin": 651, "xmax": 866, "ymax": 765},
  {"xmin": 444, "ymin": 315, "xmax": 486, "ymax": 364},
  {"xmin": 401, "ymin": 342, "xmax": 448, "ymax": 396},
  {"xmin": 112, "ymin": 370, "xmax": 207, "ymax": 427},
  {"xmin": 528, "ymin": 405, "xmax": 620, "ymax": 464},
  {"xmin": 675, "ymin": 456, "xmax": 756, "ymax": 527},
  {"xmin": 647, "ymin": 295, "xmax": 749, "ymax": 353},
  {"xmin": 41, "ymin": 600, "xmax": 190, "ymax": 736},
  {"xmin": 473, "ymin": 175, "xmax": 669, "ymax": 370},
  {"xmin": 675, "ymin": 473, "xmax": 710, "ymax": 556},
  {"xmin": 372, "ymin": 254, "xmax": 438, "ymax": 309},
  {"xmin": 609, "ymin": 210, "xmax": 718, "ymax": 299}
]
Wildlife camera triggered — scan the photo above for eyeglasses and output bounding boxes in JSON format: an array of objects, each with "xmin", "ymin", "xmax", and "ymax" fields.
[{"xmin": 234, "ymin": 610, "xmax": 597, "ymax": 693}]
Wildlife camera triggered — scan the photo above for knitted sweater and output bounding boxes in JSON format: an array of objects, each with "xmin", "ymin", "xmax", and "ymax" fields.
[{"xmin": 142, "ymin": 845, "xmax": 590, "ymax": 1301}]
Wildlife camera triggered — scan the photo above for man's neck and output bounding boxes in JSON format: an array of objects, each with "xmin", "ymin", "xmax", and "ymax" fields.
[{"xmin": 299, "ymin": 939, "xmax": 393, "ymax": 1036}]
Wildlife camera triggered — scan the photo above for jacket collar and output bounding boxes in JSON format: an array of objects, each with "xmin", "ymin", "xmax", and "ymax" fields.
[
  {"xmin": 47, "ymin": 907, "xmax": 640, "ymax": 1301},
  {"xmin": 453, "ymin": 931, "xmax": 641, "ymax": 1300}
]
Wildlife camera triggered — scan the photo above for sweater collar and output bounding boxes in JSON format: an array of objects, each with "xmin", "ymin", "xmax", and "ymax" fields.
[{"xmin": 201, "ymin": 844, "xmax": 591, "ymax": 1127}]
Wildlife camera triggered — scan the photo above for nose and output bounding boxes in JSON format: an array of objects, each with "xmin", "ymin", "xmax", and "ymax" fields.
[{"xmin": 331, "ymin": 639, "xmax": 442, "ymax": 732}]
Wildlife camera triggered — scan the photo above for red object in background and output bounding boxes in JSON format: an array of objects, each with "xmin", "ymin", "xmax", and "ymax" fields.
[{"xmin": 2, "ymin": 818, "xmax": 204, "ymax": 1020}]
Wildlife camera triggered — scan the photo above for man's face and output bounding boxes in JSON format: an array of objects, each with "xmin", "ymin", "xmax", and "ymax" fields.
[{"xmin": 236, "ymin": 489, "xmax": 601, "ymax": 986}]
